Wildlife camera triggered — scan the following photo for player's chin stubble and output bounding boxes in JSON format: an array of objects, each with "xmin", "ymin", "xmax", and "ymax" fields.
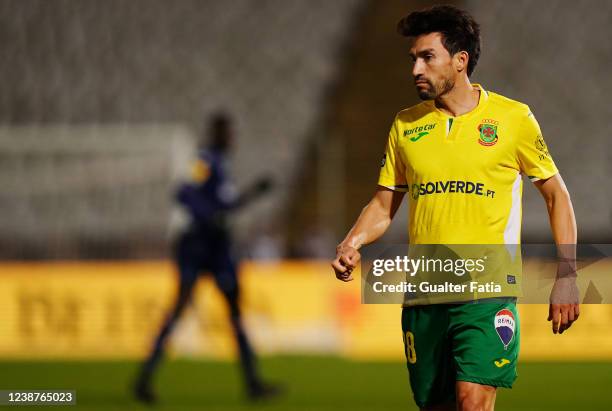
[{"xmin": 416, "ymin": 78, "xmax": 455, "ymax": 101}]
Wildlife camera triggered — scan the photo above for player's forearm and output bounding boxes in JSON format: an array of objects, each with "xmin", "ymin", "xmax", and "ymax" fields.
[
  {"xmin": 547, "ymin": 191, "xmax": 576, "ymax": 244},
  {"xmin": 228, "ymin": 179, "xmax": 271, "ymax": 210},
  {"xmin": 218, "ymin": 187, "xmax": 255, "ymax": 211},
  {"xmin": 339, "ymin": 199, "xmax": 392, "ymax": 250},
  {"xmin": 545, "ymin": 187, "xmax": 577, "ymax": 274}
]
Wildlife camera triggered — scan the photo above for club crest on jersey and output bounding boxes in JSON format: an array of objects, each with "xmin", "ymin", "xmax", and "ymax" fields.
[
  {"xmin": 494, "ymin": 309, "xmax": 515, "ymax": 349},
  {"xmin": 478, "ymin": 119, "xmax": 499, "ymax": 146}
]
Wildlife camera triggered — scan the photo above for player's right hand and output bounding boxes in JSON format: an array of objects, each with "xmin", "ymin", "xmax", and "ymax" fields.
[{"xmin": 331, "ymin": 244, "xmax": 360, "ymax": 282}]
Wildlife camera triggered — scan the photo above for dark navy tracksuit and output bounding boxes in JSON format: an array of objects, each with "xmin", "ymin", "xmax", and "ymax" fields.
[{"xmin": 140, "ymin": 148, "xmax": 260, "ymax": 389}]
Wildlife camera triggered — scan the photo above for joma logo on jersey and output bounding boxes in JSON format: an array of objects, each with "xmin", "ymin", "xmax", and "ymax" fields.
[
  {"xmin": 404, "ymin": 123, "xmax": 436, "ymax": 141},
  {"xmin": 478, "ymin": 119, "xmax": 499, "ymax": 146},
  {"xmin": 410, "ymin": 180, "xmax": 496, "ymax": 200}
]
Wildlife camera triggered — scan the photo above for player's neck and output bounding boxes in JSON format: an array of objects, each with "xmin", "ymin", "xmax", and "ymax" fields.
[{"xmin": 434, "ymin": 78, "xmax": 480, "ymax": 117}]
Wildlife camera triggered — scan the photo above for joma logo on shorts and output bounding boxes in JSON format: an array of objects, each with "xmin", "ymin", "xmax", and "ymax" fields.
[{"xmin": 494, "ymin": 358, "xmax": 511, "ymax": 368}]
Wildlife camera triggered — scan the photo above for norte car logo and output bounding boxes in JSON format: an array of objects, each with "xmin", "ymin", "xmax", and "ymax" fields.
[
  {"xmin": 404, "ymin": 123, "xmax": 436, "ymax": 142},
  {"xmin": 478, "ymin": 119, "xmax": 499, "ymax": 146}
]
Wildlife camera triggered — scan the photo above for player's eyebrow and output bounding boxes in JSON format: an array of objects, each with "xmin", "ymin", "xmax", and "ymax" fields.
[{"xmin": 409, "ymin": 48, "xmax": 436, "ymax": 60}]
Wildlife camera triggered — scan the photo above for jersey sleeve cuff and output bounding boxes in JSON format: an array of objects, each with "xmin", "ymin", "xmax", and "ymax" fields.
[
  {"xmin": 378, "ymin": 183, "xmax": 409, "ymax": 192},
  {"xmin": 526, "ymin": 168, "xmax": 558, "ymax": 182}
]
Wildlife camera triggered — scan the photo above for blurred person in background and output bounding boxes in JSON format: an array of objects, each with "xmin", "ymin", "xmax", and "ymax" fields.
[
  {"xmin": 331, "ymin": 5, "xmax": 578, "ymax": 411},
  {"xmin": 134, "ymin": 112, "xmax": 280, "ymax": 404}
]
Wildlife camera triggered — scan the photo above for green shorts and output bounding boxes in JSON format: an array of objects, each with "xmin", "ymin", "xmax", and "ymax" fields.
[{"xmin": 401, "ymin": 300, "xmax": 520, "ymax": 408}]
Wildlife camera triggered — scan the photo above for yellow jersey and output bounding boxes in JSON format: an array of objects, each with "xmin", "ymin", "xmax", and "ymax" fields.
[{"xmin": 378, "ymin": 84, "xmax": 558, "ymax": 245}]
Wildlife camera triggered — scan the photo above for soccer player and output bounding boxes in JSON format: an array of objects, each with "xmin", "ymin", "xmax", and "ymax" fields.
[
  {"xmin": 331, "ymin": 6, "xmax": 579, "ymax": 411},
  {"xmin": 134, "ymin": 112, "xmax": 280, "ymax": 403}
]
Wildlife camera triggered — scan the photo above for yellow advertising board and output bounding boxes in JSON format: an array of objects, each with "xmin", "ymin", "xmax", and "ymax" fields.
[{"xmin": 0, "ymin": 261, "xmax": 610, "ymax": 360}]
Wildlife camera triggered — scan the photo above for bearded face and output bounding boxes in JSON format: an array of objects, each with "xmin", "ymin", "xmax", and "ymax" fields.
[{"xmin": 409, "ymin": 32, "xmax": 459, "ymax": 100}]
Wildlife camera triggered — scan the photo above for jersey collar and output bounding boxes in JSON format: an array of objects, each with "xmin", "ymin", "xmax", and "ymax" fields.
[{"xmin": 429, "ymin": 83, "xmax": 489, "ymax": 120}]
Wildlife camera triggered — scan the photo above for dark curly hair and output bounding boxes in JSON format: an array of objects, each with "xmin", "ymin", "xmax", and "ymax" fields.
[{"xmin": 397, "ymin": 5, "xmax": 481, "ymax": 76}]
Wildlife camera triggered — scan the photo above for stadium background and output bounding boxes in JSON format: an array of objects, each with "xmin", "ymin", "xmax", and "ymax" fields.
[{"xmin": 0, "ymin": 0, "xmax": 610, "ymax": 410}]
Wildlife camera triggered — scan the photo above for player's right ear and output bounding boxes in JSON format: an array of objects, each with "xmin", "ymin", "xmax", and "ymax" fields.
[{"xmin": 454, "ymin": 50, "xmax": 469, "ymax": 73}]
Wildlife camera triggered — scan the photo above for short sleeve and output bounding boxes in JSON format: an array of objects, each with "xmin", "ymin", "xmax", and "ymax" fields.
[
  {"xmin": 378, "ymin": 115, "xmax": 408, "ymax": 191},
  {"xmin": 516, "ymin": 109, "xmax": 558, "ymax": 182}
]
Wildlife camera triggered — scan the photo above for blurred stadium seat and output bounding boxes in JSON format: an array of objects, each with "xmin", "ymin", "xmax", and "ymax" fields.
[{"xmin": 0, "ymin": 0, "xmax": 365, "ymax": 259}]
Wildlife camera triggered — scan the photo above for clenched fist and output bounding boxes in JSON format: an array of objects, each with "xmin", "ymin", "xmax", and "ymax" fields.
[{"xmin": 331, "ymin": 244, "xmax": 361, "ymax": 282}]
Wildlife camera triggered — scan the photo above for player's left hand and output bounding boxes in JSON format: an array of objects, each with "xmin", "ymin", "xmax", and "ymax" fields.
[{"xmin": 548, "ymin": 277, "xmax": 580, "ymax": 334}]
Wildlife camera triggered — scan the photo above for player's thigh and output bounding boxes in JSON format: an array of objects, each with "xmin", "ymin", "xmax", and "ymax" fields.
[
  {"xmin": 449, "ymin": 300, "xmax": 520, "ymax": 388},
  {"xmin": 211, "ymin": 248, "xmax": 240, "ymax": 300},
  {"xmin": 402, "ymin": 305, "xmax": 455, "ymax": 409},
  {"xmin": 174, "ymin": 233, "xmax": 207, "ymax": 280},
  {"xmin": 173, "ymin": 260, "xmax": 200, "ymax": 310},
  {"xmin": 456, "ymin": 381, "xmax": 496, "ymax": 411}
]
